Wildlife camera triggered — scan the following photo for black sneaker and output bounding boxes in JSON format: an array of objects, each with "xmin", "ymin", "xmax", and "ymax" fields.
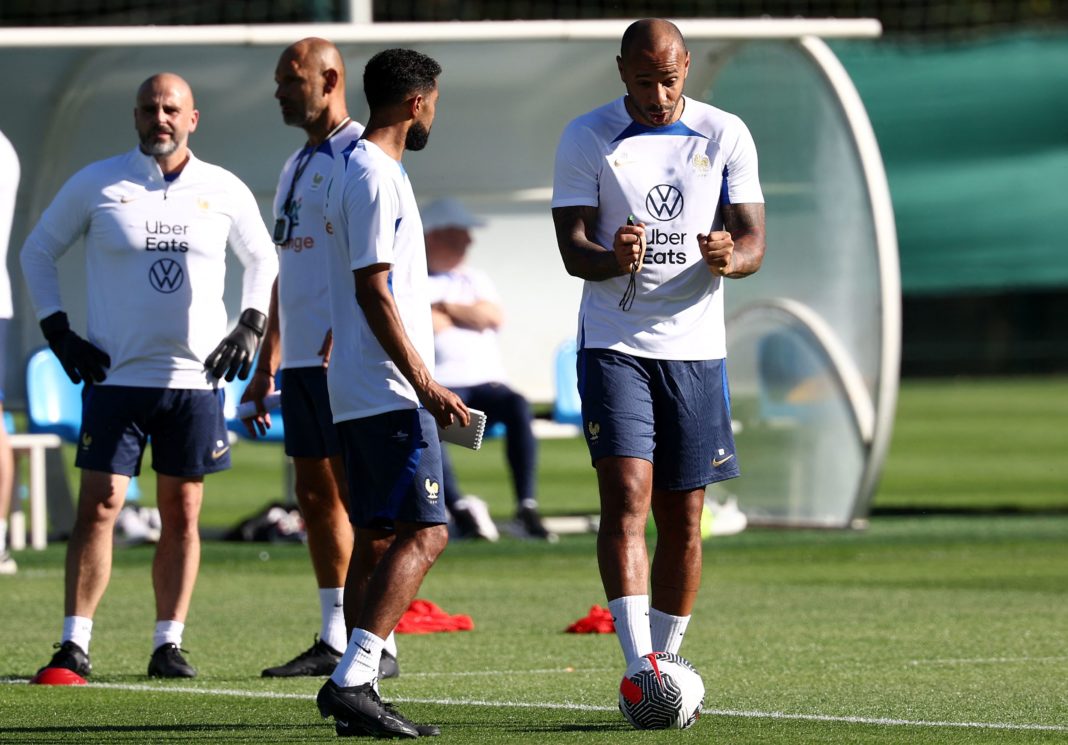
[
  {"xmin": 147, "ymin": 643, "xmax": 197, "ymax": 678},
  {"xmin": 382, "ymin": 700, "xmax": 440, "ymax": 737},
  {"xmin": 379, "ymin": 650, "xmax": 400, "ymax": 680},
  {"xmin": 516, "ymin": 504, "xmax": 558, "ymax": 542},
  {"xmin": 262, "ymin": 636, "xmax": 342, "ymax": 677},
  {"xmin": 335, "ymin": 700, "xmax": 440, "ymax": 737},
  {"xmin": 38, "ymin": 641, "xmax": 91, "ymax": 677},
  {"xmin": 316, "ymin": 679, "xmax": 418, "ymax": 739}
]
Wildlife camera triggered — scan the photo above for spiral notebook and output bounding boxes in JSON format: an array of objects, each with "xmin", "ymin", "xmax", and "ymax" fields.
[{"xmin": 438, "ymin": 408, "xmax": 487, "ymax": 450}]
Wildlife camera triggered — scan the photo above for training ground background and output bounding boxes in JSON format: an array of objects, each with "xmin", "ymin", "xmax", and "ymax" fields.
[{"xmin": 0, "ymin": 375, "xmax": 1065, "ymax": 743}]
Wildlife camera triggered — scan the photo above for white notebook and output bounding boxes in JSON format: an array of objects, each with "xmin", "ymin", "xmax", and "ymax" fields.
[{"xmin": 438, "ymin": 408, "xmax": 487, "ymax": 450}]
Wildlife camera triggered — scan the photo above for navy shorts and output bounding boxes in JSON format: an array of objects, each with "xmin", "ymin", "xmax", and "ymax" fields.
[
  {"xmin": 336, "ymin": 408, "xmax": 446, "ymax": 529},
  {"xmin": 578, "ymin": 348, "xmax": 739, "ymax": 491},
  {"xmin": 280, "ymin": 367, "xmax": 341, "ymax": 459},
  {"xmin": 75, "ymin": 385, "xmax": 231, "ymax": 478}
]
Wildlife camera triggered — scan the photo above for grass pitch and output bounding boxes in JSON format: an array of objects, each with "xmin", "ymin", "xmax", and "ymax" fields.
[{"xmin": 1, "ymin": 377, "xmax": 1066, "ymax": 742}]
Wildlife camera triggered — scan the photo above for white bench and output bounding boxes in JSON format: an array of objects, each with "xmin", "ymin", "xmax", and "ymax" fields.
[{"xmin": 8, "ymin": 432, "xmax": 63, "ymax": 550}]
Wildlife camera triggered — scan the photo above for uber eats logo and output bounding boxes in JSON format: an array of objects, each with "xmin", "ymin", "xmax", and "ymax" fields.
[{"xmin": 643, "ymin": 185, "xmax": 688, "ymax": 266}]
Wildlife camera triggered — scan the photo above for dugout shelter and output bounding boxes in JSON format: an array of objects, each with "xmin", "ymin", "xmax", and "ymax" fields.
[{"xmin": 0, "ymin": 18, "xmax": 898, "ymax": 527}]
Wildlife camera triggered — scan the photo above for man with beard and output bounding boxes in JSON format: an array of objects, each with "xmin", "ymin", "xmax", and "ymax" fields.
[
  {"xmin": 242, "ymin": 37, "xmax": 402, "ymax": 683},
  {"xmin": 315, "ymin": 48, "xmax": 465, "ymax": 739},
  {"xmin": 21, "ymin": 73, "xmax": 277, "ymax": 679},
  {"xmin": 551, "ymin": 18, "xmax": 766, "ymax": 688}
]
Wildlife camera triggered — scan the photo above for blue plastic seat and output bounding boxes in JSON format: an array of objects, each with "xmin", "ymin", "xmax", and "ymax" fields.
[
  {"xmin": 552, "ymin": 339, "xmax": 582, "ymax": 426},
  {"xmin": 26, "ymin": 347, "xmax": 142, "ymax": 498},
  {"xmin": 25, "ymin": 347, "xmax": 84, "ymax": 442}
]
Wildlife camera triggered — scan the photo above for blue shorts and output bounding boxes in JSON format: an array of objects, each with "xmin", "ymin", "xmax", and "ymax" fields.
[
  {"xmin": 578, "ymin": 348, "xmax": 740, "ymax": 491},
  {"xmin": 280, "ymin": 367, "xmax": 341, "ymax": 459},
  {"xmin": 336, "ymin": 408, "xmax": 446, "ymax": 529},
  {"xmin": 75, "ymin": 385, "xmax": 231, "ymax": 478}
]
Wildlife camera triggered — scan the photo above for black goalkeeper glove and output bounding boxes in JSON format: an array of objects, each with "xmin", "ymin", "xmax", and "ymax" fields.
[
  {"xmin": 39, "ymin": 311, "xmax": 111, "ymax": 385},
  {"xmin": 204, "ymin": 308, "xmax": 267, "ymax": 382}
]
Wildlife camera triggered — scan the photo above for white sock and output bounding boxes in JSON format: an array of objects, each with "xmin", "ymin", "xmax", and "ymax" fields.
[
  {"xmin": 330, "ymin": 628, "xmax": 384, "ymax": 688},
  {"xmin": 649, "ymin": 608, "xmax": 691, "ymax": 654},
  {"xmin": 383, "ymin": 630, "xmax": 398, "ymax": 658},
  {"xmin": 0, "ymin": 518, "xmax": 7, "ymax": 553},
  {"xmin": 153, "ymin": 620, "xmax": 185, "ymax": 651},
  {"xmin": 607, "ymin": 595, "xmax": 652, "ymax": 666},
  {"xmin": 62, "ymin": 616, "xmax": 93, "ymax": 654},
  {"xmin": 319, "ymin": 587, "xmax": 346, "ymax": 652}
]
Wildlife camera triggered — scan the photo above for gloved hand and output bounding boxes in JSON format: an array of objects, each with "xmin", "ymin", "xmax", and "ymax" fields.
[
  {"xmin": 39, "ymin": 311, "xmax": 110, "ymax": 384},
  {"xmin": 204, "ymin": 308, "xmax": 267, "ymax": 382}
]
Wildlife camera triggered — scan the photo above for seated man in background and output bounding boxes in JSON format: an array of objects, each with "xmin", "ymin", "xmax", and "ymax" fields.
[{"xmin": 423, "ymin": 198, "xmax": 555, "ymax": 542}]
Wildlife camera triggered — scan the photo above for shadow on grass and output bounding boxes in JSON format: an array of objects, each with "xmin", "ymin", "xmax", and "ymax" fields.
[{"xmin": 0, "ymin": 723, "xmax": 328, "ymax": 742}]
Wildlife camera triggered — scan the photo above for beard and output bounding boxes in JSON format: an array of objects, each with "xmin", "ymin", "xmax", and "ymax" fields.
[
  {"xmin": 139, "ymin": 129, "xmax": 179, "ymax": 157},
  {"xmin": 405, "ymin": 121, "xmax": 430, "ymax": 152}
]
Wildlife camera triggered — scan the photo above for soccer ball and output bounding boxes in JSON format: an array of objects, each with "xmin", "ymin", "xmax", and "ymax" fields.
[{"xmin": 618, "ymin": 652, "xmax": 704, "ymax": 730}]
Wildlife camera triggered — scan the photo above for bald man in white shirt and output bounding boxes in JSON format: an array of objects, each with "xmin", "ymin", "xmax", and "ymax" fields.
[
  {"xmin": 21, "ymin": 73, "xmax": 278, "ymax": 680},
  {"xmin": 551, "ymin": 18, "xmax": 766, "ymax": 689}
]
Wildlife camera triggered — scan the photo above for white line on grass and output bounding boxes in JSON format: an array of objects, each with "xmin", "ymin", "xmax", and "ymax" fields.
[
  {"xmin": 5, "ymin": 680, "xmax": 1065, "ymax": 733},
  {"xmin": 909, "ymin": 656, "xmax": 1068, "ymax": 666}
]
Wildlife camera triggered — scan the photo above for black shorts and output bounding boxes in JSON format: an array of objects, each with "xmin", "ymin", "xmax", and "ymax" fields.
[{"xmin": 280, "ymin": 367, "xmax": 342, "ymax": 459}]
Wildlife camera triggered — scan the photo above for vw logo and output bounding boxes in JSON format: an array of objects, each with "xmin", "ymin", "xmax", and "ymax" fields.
[
  {"xmin": 149, "ymin": 258, "xmax": 184, "ymax": 294},
  {"xmin": 645, "ymin": 184, "xmax": 684, "ymax": 221}
]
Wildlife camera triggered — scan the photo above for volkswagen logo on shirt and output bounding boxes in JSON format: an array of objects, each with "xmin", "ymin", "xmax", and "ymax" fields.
[
  {"xmin": 149, "ymin": 258, "xmax": 184, "ymax": 294},
  {"xmin": 646, "ymin": 184, "xmax": 684, "ymax": 221}
]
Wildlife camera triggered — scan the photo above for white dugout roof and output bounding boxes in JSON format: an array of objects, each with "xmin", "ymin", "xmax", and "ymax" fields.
[{"xmin": 0, "ymin": 18, "xmax": 898, "ymax": 527}]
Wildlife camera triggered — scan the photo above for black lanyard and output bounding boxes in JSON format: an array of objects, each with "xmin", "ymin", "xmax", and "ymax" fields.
[
  {"xmin": 274, "ymin": 117, "xmax": 351, "ymax": 245},
  {"xmin": 281, "ymin": 116, "xmax": 351, "ymax": 217}
]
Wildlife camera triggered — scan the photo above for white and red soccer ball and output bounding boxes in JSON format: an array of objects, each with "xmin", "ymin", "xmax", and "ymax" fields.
[{"xmin": 618, "ymin": 652, "xmax": 704, "ymax": 730}]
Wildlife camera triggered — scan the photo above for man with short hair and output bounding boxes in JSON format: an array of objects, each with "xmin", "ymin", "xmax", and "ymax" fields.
[
  {"xmin": 315, "ymin": 48, "xmax": 465, "ymax": 739},
  {"xmin": 551, "ymin": 18, "xmax": 766, "ymax": 680},
  {"xmin": 21, "ymin": 72, "xmax": 278, "ymax": 678},
  {"xmin": 243, "ymin": 36, "xmax": 402, "ymax": 682}
]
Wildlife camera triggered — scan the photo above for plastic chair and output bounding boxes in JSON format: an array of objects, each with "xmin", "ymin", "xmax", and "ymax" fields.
[
  {"xmin": 25, "ymin": 347, "xmax": 83, "ymax": 442},
  {"xmin": 25, "ymin": 347, "xmax": 146, "ymax": 500},
  {"xmin": 552, "ymin": 339, "xmax": 582, "ymax": 426}
]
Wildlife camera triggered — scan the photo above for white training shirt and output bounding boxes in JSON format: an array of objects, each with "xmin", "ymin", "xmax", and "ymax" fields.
[
  {"xmin": 427, "ymin": 267, "xmax": 508, "ymax": 388},
  {"xmin": 552, "ymin": 95, "xmax": 764, "ymax": 360},
  {"xmin": 0, "ymin": 130, "xmax": 19, "ymax": 320},
  {"xmin": 273, "ymin": 120, "xmax": 364, "ymax": 369},
  {"xmin": 20, "ymin": 147, "xmax": 278, "ymax": 389},
  {"xmin": 323, "ymin": 138, "xmax": 434, "ymax": 422}
]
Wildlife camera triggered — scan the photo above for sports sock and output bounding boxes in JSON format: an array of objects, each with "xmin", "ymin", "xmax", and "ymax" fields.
[
  {"xmin": 649, "ymin": 608, "xmax": 691, "ymax": 654},
  {"xmin": 331, "ymin": 628, "xmax": 383, "ymax": 688},
  {"xmin": 62, "ymin": 615, "xmax": 93, "ymax": 654},
  {"xmin": 318, "ymin": 587, "xmax": 346, "ymax": 652},
  {"xmin": 607, "ymin": 595, "xmax": 652, "ymax": 666},
  {"xmin": 383, "ymin": 630, "xmax": 398, "ymax": 658},
  {"xmin": 153, "ymin": 620, "xmax": 185, "ymax": 651}
]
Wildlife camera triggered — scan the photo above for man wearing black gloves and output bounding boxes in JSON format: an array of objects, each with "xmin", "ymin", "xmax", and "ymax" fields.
[{"xmin": 20, "ymin": 73, "xmax": 277, "ymax": 679}]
